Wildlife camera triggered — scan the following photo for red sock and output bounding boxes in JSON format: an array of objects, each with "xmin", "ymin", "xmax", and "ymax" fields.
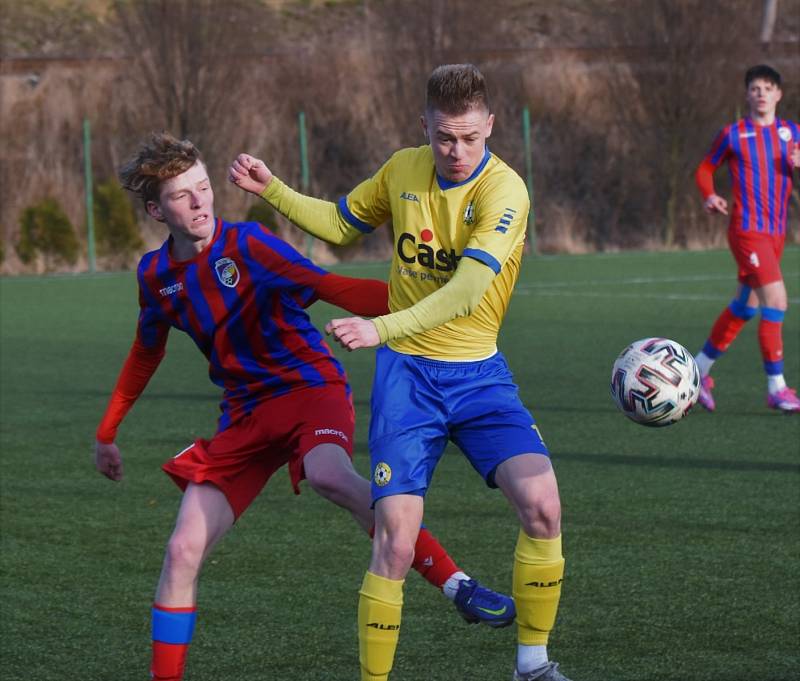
[
  {"xmin": 708, "ymin": 307, "xmax": 748, "ymax": 353},
  {"xmin": 151, "ymin": 641, "xmax": 190, "ymax": 681},
  {"xmin": 758, "ymin": 318, "xmax": 783, "ymax": 363},
  {"xmin": 411, "ymin": 527, "xmax": 459, "ymax": 589},
  {"xmin": 151, "ymin": 604, "xmax": 196, "ymax": 681},
  {"xmin": 367, "ymin": 524, "xmax": 459, "ymax": 589}
]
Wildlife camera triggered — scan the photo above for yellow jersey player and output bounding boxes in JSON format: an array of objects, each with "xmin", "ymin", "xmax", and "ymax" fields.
[{"xmin": 230, "ymin": 64, "xmax": 573, "ymax": 681}]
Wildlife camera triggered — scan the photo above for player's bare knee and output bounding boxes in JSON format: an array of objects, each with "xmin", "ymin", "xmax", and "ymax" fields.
[
  {"xmin": 758, "ymin": 281, "xmax": 788, "ymax": 310},
  {"xmin": 519, "ymin": 496, "xmax": 561, "ymax": 538},
  {"xmin": 164, "ymin": 533, "xmax": 206, "ymax": 575},
  {"xmin": 376, "ymin": 535, "xmax": 416, "ymax": 574}
]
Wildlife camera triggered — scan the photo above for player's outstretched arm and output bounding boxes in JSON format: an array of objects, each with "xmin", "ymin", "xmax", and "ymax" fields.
[
  {"xmin": 326, "ymin": 258, "xmax": 495, "ymax": 351},
  {"xmin": 229, "ymin": 153, "xmax": 360, "ymax": 246},
  {"xmin": 312, "ymin": 275, "xmax": 389, "ymax": 349},
  {"xmin": 325, "ymin": 316, "xmax": 381, "ymax": 351},
  {"xmin": 95, "ymin": 441, "xmax": 124, "ymax": 482},
  {"xmin": 315, "ymin": 273, "xmax": 389, "ymax": 317},
  {"xmin": 228, "ymin": 153, "xmax": 273, "ymax": 195}
]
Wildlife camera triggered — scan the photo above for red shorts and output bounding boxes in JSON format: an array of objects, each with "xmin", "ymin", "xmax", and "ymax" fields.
[
  {"xmin": 162, "ymin": 384, "xmax": 354, "ymax": 519},
  {"xmin": 728, "ymin": 230, "xmax": 785, "ymax": 288}
]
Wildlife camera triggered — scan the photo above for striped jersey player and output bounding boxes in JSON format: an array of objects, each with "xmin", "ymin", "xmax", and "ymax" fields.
[
  {"xmin": 93, "ymin": 133, "xmax": 516, "ymax": 681},
  {"xmin": 693, "ymin": 64, "xmax": 800, "ymax": 413},
  {"xmin": 698, "ymin": 114, "xmax": 797, "ymax": 237}
]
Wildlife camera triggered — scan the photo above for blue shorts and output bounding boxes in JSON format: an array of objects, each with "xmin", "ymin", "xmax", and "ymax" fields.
[{"xmin": 368, "ymin": 346, "xmax": 548, "ymax": 503}]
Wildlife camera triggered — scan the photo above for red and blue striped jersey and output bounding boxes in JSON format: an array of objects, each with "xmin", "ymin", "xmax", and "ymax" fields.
[
  {"xmin": 135, "ymin": 219, "xmax": 348, "ymax": 431},
  {"xmin": 698, "ymin": 117, "xmax": 798, "ymax": 236}
]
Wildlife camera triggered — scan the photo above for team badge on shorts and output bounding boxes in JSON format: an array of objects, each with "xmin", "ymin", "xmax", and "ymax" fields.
[
  {"xmin": 214, "ymin": 257, "xmax": 240, "ymax": 287},
  {"xmin": 778, "ymin": 126, "xmax": 792, "ymax": 143},
  {"xmin": 374, "ymin": 462, "xmax": 392, "ymax": 487}
]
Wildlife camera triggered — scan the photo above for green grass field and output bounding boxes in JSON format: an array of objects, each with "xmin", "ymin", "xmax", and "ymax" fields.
[{"xmin": 1, "ymin": 247, "xmax": 798, "ymax": 681}]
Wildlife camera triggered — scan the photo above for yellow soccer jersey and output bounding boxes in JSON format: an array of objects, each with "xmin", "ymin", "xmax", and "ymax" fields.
[{"xmin": 340, "ymin": 145, "xmax": 529, "ymax": 360}]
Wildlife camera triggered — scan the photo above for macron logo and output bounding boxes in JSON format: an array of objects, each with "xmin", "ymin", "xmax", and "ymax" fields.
[
  {"xmin": 315, "ymin": 428, "xmax": 349, "ymax": 443},
  {"xmin": 159, "ymin": 282, "xmax": 184, "ymax": 297}
]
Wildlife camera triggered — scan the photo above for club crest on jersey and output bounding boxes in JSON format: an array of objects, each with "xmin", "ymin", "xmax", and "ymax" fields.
[
  {"xmin": 778, "ymin": 126, "xmax": 792, "ymax": 142},
  {"xmin": 214, "ymin": 257, "xmax": 240, "ymax": 288},
  {"xmin": 463, "ymin": 200, "xmax": 475, "ymax": 225},
  {"xmin": 374, "ymin": 462, "xmax": 392, "ymax": 487}
]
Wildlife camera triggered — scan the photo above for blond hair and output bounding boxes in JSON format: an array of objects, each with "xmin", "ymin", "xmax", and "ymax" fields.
[{"xmin": 119, "ymin": 132, "xmax": 202, "ymax": 205}]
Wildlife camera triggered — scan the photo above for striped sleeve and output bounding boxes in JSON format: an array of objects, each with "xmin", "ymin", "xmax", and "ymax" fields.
[
  {"xmin": 95, "ymin": 335, "xmax": 167, "ymax": 443},
  {"xmin": 696, "ymin": 126, "xmax": 731, "ymax": 198}
]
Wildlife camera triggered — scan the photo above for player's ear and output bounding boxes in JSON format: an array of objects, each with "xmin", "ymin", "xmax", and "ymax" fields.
[
  {"xmin": 485, "ymin": 113, "xmax": 495, "ymax": 139},
  {"xmin": 420, "ymin": 115, "xmax": 428, "ymax": 140},
  {"xmin": 146, "ymin": 200, "xmax": 165, "ymax": 222}
]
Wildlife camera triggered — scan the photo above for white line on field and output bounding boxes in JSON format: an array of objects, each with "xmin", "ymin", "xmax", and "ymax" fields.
[
  {"xmin": 514, "ymin": 288, "xmax": 800, "ymax": 304},
  {"xmin": 515, "ymin": 271, "xmax": 798, "ymax": 290}
]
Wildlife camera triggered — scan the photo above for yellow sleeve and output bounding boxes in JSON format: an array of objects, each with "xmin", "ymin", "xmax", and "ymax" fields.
[
  {"xmin": 462, "ymin": 173, "xmax": 530, "ymax": 273},
  {"xmin": 259, "ymin": 177, "xmax": 362, "ymax": 245},
  {"xmin": 373, "ymin": 257, "xmax": 495, "ymax": 343},
  {"xmin": 342, "ymin": 157, "xmax": 393, "ymax": 228}
]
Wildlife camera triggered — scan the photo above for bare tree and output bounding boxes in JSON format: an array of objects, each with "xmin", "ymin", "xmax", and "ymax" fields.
[
  {"xmin": 592, "ymin": 0, "xmax": 758, "ymax": 247},
  {"xmin": 0, "ymin": 0, "xmax": 100, "ymax": 58},
  {"xmin": 110, "ymin": 0, "xmax": 276, "ymax": 167},
  {"xmin": 760, "ymin": 0, "xmax": 779, "ymax": 45}
]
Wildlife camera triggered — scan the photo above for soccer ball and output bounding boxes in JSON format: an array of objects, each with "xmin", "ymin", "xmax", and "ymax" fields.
[{"xmin": 610, "ymin": 338, "xmax": 700, "ymax": 427}]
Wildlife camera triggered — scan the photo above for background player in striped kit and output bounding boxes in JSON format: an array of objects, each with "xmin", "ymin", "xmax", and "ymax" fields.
[
  {"xmin": 230, "ymin": 64, "xmax": 573, "ymax": 681},
  {"xmin": 93, "ymin": 132, "xmax": 514, "ymax": 681},
  {"xmin": 693, "ymin": 64, "xmax": 800, "ymax": 412}
]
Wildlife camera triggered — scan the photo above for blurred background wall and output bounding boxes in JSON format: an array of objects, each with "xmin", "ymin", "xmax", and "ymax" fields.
[{"xmin": 1, "ymin": 0, "xmax": 798, "ymax": 272}]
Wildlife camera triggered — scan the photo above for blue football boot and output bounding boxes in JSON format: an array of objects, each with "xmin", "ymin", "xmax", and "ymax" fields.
[{"xmin": 453, "ymin": 578, "xmax": 516, "ymax": 628}]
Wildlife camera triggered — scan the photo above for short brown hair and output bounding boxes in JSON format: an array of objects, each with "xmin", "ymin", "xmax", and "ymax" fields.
[
  {"xmin": 426, "ymin": 64, "xmax": 490, "ymax": 115},
  {"xmin": 119, "ymin": 132, "xmax": 202, "ymax": 205}
]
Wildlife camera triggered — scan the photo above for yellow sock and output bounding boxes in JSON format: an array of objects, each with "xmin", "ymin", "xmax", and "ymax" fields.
[
  {"xmin": 513, "ymin": 530, "xmax": 564, "ymax": 646},
  {"xmin": 358, "ymin": 571, "xmax": 404, "ymax": 681}
]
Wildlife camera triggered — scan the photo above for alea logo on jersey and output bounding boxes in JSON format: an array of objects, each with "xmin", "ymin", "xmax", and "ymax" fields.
[
  {"xmin": 397, "ymin": 231, "xmax": 460, "ymax": 272},
  {"xmin": 214, "ymin": 257, "xmax": 240, "ymax": 288}
]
